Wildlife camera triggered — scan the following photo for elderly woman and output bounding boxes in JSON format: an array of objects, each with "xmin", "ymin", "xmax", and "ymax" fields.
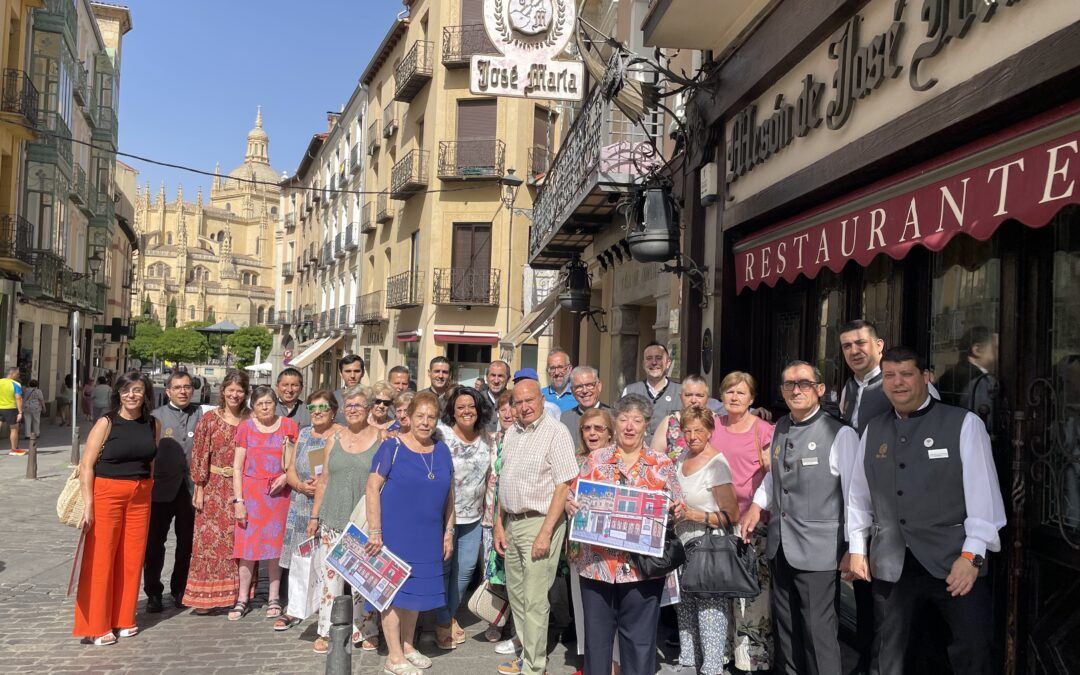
[
  {"xmin": 568, "ymin": 394, "xmax": 677, "ymax": 675},
  {"xmin": 229, "ymin": 385, "xmax": 298, "ymax": 621},
  {"xmin": 307, "ymin": 385, "xmax": 383, "ymax": 654},
  {"xmin": 365, "ymin": 391, "xmax": 455, "ymax": 674},
  {"xmin": 673, "ymin": 406, "xmax": 740, "ymax": 674},
  {"xmin": 275, "ymin": 389, "xmax": 341, "ymax": 632},
  {"xmin": 391, "ymin": 390, "xmax": 414, "ymax": 433},
  {"xmin": 432, "ymin": 385, "xmax": 493, "ymax": 649},
  {"xmin": 650, "ymin": 375, "xmax": 712, "ymax": 460},
  {"xmin": 74, "ymin": 371, "xmax": 158, "ymax": 645},
  {"xmin": 368, "ymin": 380, "xmax": 397, "ymax": 432},
  {"xmin": 481, "ymin": 389, "xmax": 516, "ymax": 644},
  {"xmin": 712, "ymin": 371, "xmax": 774, "ymax": 671},
  {"xmin": 184, "ymin": 370, "xmax": 250, "ymax": 614}
]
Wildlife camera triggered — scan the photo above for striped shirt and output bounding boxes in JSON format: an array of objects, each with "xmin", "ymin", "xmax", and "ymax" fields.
[{"xmin": 498, "ymin": 412, "xmax": 579, "ymax": 515}]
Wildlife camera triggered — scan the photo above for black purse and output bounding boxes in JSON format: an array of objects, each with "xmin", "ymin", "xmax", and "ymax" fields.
[
  {"xmin": 680, "ymin": 513, "xmax": 761, "ymax": 599},
  {"xmin": 629, "ymin": 522, "xmax": 685, "ymax": 579}
]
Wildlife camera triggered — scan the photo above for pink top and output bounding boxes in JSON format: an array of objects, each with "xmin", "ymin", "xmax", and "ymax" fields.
[{"xmin": 710, "ymin": 415, "xmax": 774, "ymax": 516}]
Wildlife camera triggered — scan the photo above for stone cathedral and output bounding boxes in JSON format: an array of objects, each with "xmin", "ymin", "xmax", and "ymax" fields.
[{"xmin": 131, "ymin": 108, "xmax": 283, "ymax": 327}]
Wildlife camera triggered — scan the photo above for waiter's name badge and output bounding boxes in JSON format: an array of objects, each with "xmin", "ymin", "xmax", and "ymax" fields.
[
  {"xmin": 801, "ymin": 456, "xmax": 820, "ymax": 466},
  {"xmin": 927, "ymin": 448, "xmax": 950, "ymax": 460}
]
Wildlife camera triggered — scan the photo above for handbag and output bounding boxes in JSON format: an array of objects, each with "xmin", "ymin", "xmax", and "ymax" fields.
[
  {"xmin": 467, "ymin": 582, "xmax": 510, "ymax": 627},
  {"xmin": 347, "ymin": 438, "xmax": 400, "ymax": 528},
  {"xmin": 630, "ymin": 522, "xmax": 686, "ymax": 579},
  {"xmin": 680, "ymin": 513, "xmax": 761, "ymax": 599},
  {"xmin": 57, "ymin": 417, "xmax": 112, "ymax": 528},
  {"xmin": 286, "ymin": 538, "xmax": 325, "ymax": 620}
]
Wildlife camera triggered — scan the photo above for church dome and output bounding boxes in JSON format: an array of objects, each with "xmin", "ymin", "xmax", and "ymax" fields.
[{"xmin": 224, "ymin": 106, "xmax": 281, "ymax": 186}]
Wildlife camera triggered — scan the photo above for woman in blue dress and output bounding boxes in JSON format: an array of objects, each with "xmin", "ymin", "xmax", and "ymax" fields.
[{"xmin": 365, "ymin": 390, "xmax": 454, "ymax": 674}]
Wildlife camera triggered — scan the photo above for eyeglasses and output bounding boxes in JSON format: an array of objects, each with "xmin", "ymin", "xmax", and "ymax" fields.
[
  {"xmin": 170, "ymin": 385, "xmax": 193, "ymax": 391},
  {"xmin": 373, "ymin": 398, "xmax": 392, "ymax": 406},
  {"xmin": 306, "ymin": 403, "xmax": 332, "ymax": 413},
  {"xmin": 780, "ymin": 380, "xmax": 820, "ymax": 392},
  {"xmin": 572, "ymin": 381, "xmax": 598, "ymax": 392},
  {"xmin": 120, "ymin": 389, "xmax": 144, "ymax": 398},
  {"xmin": 547, "ymin": 364, "xmax": 570, "ymax": 373},
  {"xmin": 580, "ymin": 424, "xmax": 609, "ymax": 433},
  {"xmin": 343, "ymin": 402, "xmax": 368, "ymax": 411}
]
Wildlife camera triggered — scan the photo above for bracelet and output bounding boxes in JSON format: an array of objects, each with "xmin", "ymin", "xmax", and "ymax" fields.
[
  {"xmin": 308, "ymin": 516, "xmax": 320, "ymax": 521},
  {"xmin": 446, "ymin": 526, "xmax": 456, "ymax": 535},
  {"xmin": 369, "ymin": 528, "xmax": 382, "ymax": 535}
]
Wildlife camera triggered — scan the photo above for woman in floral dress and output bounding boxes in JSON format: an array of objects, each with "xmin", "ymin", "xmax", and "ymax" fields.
[{"xmin": 183, "ymin": 370, "xmax": 250, "ymax": 612}]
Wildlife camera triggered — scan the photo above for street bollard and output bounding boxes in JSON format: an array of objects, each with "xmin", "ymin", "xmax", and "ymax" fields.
[
  {"xmin": 25, "ymin": 434, "xmax": 37, "ymax": 480},
  {"xmin": 326, "ymin": 594, "xmax": 352, "ymax": 675}
]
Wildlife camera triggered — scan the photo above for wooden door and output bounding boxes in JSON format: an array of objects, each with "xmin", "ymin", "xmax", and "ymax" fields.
[{"xmin": 451, "ymin": 223, "xmax": 492, "ymax": 303}]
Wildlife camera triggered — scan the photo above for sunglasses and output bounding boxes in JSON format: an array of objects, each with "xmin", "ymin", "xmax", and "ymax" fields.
[
  {"xmin": 306, "ymin": 403, "xmax": 332, "ymax": 413},
  {"xmin": 373, "ymin": 398, "xmax": 393, "ymax": 406}
]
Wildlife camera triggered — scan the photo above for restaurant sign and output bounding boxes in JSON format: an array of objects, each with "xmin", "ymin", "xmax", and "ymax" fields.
[
  {"xmin": 733, "ymin": 106, "xmax": 1080, "ymax": 292},
  {"xmin": 470, "ymin": 0, "xmax": 584, "ymax": 101}
]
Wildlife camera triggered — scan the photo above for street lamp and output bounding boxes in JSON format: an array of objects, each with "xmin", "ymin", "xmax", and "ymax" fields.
[
  {"xmin": 72, "ymin": 249, "xmax": 104, "ymax": 280},
  {"xmin": 500, "ymin": 168, "xmax": 525, "ymax": 337}
]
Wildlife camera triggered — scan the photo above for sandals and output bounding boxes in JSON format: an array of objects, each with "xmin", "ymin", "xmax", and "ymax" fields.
[
  {"xmin": 314, "ymin": 636, "xmax": 330, "ymax": 654},
  {"xmin": 90, "ymin": 632, "xmax": 117, "ymax": 646},
  {"xmin": 382, "ymin": 662, "xmax": 422, "ymax": 675},
  {"xmin": 404, "ymin": 650, "xmax": 432, "ymax": 669},
  {"xmin": 265, "ymin": 599, "xmax": 283, "ymax": 619},
  {"xmin": 359, "ymin": 635, "xmax": 380, "ymax": 651},
  {"xmin": 451, "ymin": 618, "xmax": 466, "ymax": 644},
  {"xmin": 227, "ymin": 601, "xmax": 249, "ymax": 621},
  {"xmin": 435, "ymin": 623, "xmax": 456, "ymax": 650},
  {"xmin": 117, "ymin": 627, "xmax": 139, "ymax": 638},
  {"xmin": 274, "ymin": 614, "xmax": 302, "ymax": 631}
]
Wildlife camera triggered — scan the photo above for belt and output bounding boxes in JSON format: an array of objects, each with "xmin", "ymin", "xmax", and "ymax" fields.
[
  {"xmin": 209, "ymin": 465, "xmax": 234, "ymax": 477},
  {"xmin": 508, "ymin": 510, "xmax": 544, "ymax": 520}
]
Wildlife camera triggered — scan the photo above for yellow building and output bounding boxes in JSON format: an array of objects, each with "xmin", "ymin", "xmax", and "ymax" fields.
[
  {"xmin": 131, "ymin": 109, "xmax": 281, "ymax": 328},
  {"xmin": 288, "ymin": 0, "xmax": 559, "ymax": 388}
]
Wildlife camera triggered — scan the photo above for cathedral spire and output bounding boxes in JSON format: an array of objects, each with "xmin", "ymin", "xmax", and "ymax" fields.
[{"xmin": 244, "ymin": 106, "xmax": 270, "ymax": 165}]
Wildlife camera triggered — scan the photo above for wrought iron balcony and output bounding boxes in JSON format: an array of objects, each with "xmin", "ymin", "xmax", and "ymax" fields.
[
  {"xmin": 361, "ymin": 200, "xmax": 376, "ymax": 232},
  {"xmin": 94, "ymin": 103, "xmax": 116, "ymax": 137},
  {"xmin": 321, "ymin": 242, "xmax": 332, "ymax": 267},
  {"xmin": 390, "ymin": 149, "xmax": 429, "ymax": 199},
  {"xmin": 0, "ymin": 215, "xmax": 34, "ymax": 275},
  {"xmin": 528, "ymin": 77, "xmax": 663, "ymax": 267},
  {"xmin": 308, "ymin": 244, "xmax": 319, "ymax": 263},
  {"xmin": 350, "ymin": 144, "xmax": 361, "ymax": 172},
  {"xmin": 367, "ymin": 120, "xmax": 380, "ymax": 155},
  {"xmin": 394, "ymin": 40, "xmax": 433, "ymax": 102},
  {"xmin": 328, "ymin": 307, "xmax": 337, "ymax": 329},
  {"xmin": 71, "ymin": 164, "xmax": 89, "ymax": 207},
  {"xmin": 528, "ymin": 145, "xmax": 551, "ymax": 185},
  {"xmin": 281, "ymin": 261, "xmax": 294, "ymax": 277},
  {"xmin": 376, "ymin": 191, "xmax": 394, "ymax": 223},
  {"xmin": 386, "ymin": 270, "xmax": 424, "ymax": 309},
  {"xmin": 356, "ymin": 290, "xmax": 387, "ymax": 324},
  {"xmin": 441, "ymin": 25, "xmax": 496, "ymax": 67},
  {"xmin": 266, "ymin": 309, "xmax": 281, "ymax": 327},
  {"xmin": 383, "ymin": 101, "xmax": 398, "ymax": 138},
  {"xmin": 437, "ymin": 139, "xmax": 505, "ymax": 180},
  {"xmin": 1, "ymin": 69, "xmax": 38, "ymax": 127},
  {"xmin": 344, "ymin": 223, "xmax": 359, "ymax": 250},
  {"xmin": 337, "ymin": 304, "xmax": 351, "ymax": 328},
  {"xmin": 34, "ymin": 111, "xmax": 73, "ymax": 167},
  {"xmin": 433, "ymin": 268, "xmax": 500, "ymax": 306},
  {"xmin": 284, "ymin": 212, "xmax": 296, "ymax": 230},
  {"xmin": 334, "ymin": 233, "xmax": 344, "ymax": 258},
  {"xmin": 73, "ymin": 61, "xmax": 89, "ymax": 106}
]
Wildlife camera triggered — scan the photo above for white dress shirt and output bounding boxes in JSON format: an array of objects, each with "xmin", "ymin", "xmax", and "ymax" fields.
[
  {"xmin": 840, "ymin": 366, "xmax": 881, "ymax": 430},
  {"xmin": 846, "ymin": 396, "xmax": 1007, "ymax": 557}
]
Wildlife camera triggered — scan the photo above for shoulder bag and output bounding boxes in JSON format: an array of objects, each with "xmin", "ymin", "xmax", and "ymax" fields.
[
  {"xmin": 680, "ymin": 512, "xmax": 761, "ymax": 599},
  {"xmin": 467, "ymin": 579, "xmax": 511, "ymax": 627},
  {"xmin": 348, "ymin": 437, "xmax": 400, "ymax": 529},
  {"xmin": 57, "ymin": 417, "xmax": 113, "ymax": 528}
]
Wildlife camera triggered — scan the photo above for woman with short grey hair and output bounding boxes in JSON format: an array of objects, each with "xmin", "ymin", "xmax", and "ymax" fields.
[{"xmin": 612, "ymin": 392, "xmax": 654, "ymax": 424}]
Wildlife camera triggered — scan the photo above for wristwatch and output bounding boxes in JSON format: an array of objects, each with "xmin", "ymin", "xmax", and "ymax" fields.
[
  {"xmin": 231, "ymin": 498, "xmax": 243, "ymax": 504},
  {"xmin": 960, "ymin": 551, "xmax": 985, "ymax": 569}
]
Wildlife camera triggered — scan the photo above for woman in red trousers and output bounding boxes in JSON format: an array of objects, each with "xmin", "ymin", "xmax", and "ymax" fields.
[{"xmin": 73, "ymin": 371, "xmax": 158, "ymax": 645}]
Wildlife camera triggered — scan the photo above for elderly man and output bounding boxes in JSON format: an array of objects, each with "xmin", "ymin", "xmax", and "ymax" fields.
[
  {"xmin": 421, "ymin": 356, "xmax": 453, "ymax": 414},
  {"xmin": 560, "ymin": 365, "xmax": 611, "ymax": 436},
  {"xmin": 388, "ymin": 365, "xmax": 412, "ymax": 394},
  {"xmin": 333, "ymin": 354, "xmax": 365, "ymax": 424},
  {"xmin": 494, "ymin": 378, "xmax": 579, "ymax": 675},
  {"xmin": 481, "ymin": 360, "xmax": 512, "ymax": 433},
  {"xmin": 145, "ymin": 370, "xmax": 205, "ymax": 612},
  {"xmin": 274, "ymin": 367, "xmax": 310, "ymax": 428},
  {"xmin": 849, "ymin": 347, "xmax": 1006, "ymax": 675},
  {"xmin": 622, "ymin": 342, "xmax": 682, "ymax": 437},
  {"xmin": 513, "ymin": 368, "xmax": 562, "ymax": 420},
  {"xmin": 543, "ymin": 349, "xmax": 576, "ymax": 413}
]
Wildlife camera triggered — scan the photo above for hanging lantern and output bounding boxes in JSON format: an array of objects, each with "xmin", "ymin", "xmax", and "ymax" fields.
[
  {"xmin": 558, "ymin": 259, "xmax": 591, "ymax": 313},
  {"xmin": 626, "ymin": 187, "xmax": 680, "ymax": 263}
]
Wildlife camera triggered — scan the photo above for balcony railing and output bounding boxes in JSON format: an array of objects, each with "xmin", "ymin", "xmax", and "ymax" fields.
[
  {"xmin": 73, "ymin": 61, "xmax": 88, "ymax": 106},
  {"xmin": 361, "ymin": 201, "xmax": 376, "ymax": 232},
  {"xmin": 71, "ymin": 164, "xmax": 89, "ymax": 206},
  {"xmin": 284, "ymin": 212, "xmax": 296, "ymax": 230},
  {"xmin": 334, "ymin": 233, "xmax": 344, "ymax": 258},
  {"xmin": 35, "ymin": 111, "xmax": 73, "ymax": 166},
  {"xmin": 437, "ymin": 139, "xmax": 505, "ymax": 180},
  {"xmin": 344, "ymin": 223, "xmax": 359, "ymax": 250},
  {"xmin": 1, "ymin": 69, "xmax": 38, "ymax": 127},
  {"xmin": 383, "ymin": 101, "xmax": 398, "ymax": 138},
  {"xmin": 441, "ymin": 25, "xmax": 496, "ymax": 67},
  {"xmin": 328, "ymin": 307, "xmax": 337, "ymax": 329},
  {"xmin": 376, "ymin": 191, "xmax": 394, "ymax": 223},
  {"xmin": 350, "ymin": 144, "xmax": 361, "ymax": 172},
  {"xmin": 281, "ymin": 261, "xmax": 294, "ymax": 277},
  {"xmin": 390, "ymin": 149, "xmax": 429, "ymax": 199},
  {"xmin": 337, "ymin": 304, "xmax": 351, "ymax": 328},
  {"xmin": 21, "ymin": 249, "xmax": 63, "ymax": 298},
  {"xmin": 433, "ymin": 267, "xmax": 500, "ymax": 306},
  {"xmin": 0, "ymin": 214, "xmax": 33, "ymax": 271},
  {"xmin": 528, "ymin": 145, "xmax": 551, "ymax": 184},
  {"xmin": 321, "ymin": 242, "xmax": 332, "ymax": 267},
  {"xmin": 394, "ymin": 40, "xmax": 433, "ymax": 102},
  {"xmin": 356, "ymin": 290, "xmax": 387, "ymax": 323},
  {"xmin": 308, "ymin": 244, "xmax": 319, "ymax": 263},
  {"xmin": 367, "ymin": 120, "xmax": 380, "ymax": 155},
  {"xmin": 95, "ymin": 103, "xmax": 116, "ymax": 136},
  {"xmin": 386, "ymin": 270, "xmax": 424, "ymax": 309}
]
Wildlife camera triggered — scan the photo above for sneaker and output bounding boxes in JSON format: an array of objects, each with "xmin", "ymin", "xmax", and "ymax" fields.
[
  {"xmin": 496, "ymin": 659, "xmax": 523, "ymax": 675},
  {"xmin": 495, "ymin": 637, "xmax": 521, "ymax": 655},
  {"xmin": 8, "ymin": 448, "xmax": 26, "ymax": 456}
]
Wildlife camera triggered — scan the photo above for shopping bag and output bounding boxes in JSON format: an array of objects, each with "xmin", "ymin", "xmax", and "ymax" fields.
[
  {"xmin": 467, "ymin": 582, "xmax": 510, "ymax": 628},
  {"xmin": 286, "ymin": 537, "xmax": 324, "ymax": 620}
]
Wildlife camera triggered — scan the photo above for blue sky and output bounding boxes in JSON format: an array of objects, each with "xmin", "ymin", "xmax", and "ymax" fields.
[{"xmin": 117, "ymin": 1, "xmax": 403, "ymax": 197}]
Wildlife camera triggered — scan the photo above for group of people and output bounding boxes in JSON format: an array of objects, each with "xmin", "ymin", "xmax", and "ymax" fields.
[{"xmin": 69, "ymin": 321, "xmax": 1006, "ymax": 675}]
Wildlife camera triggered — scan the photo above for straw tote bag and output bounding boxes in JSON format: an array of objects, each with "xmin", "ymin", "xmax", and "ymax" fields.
[{"xmin": 57, "ymin": 418, "xmax": 112, "ymax": 528}]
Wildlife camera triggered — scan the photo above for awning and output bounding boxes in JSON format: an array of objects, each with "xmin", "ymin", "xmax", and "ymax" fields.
[
  {"xmin": 288, "ymin": 335, "xmax": 342, "ymax": 369},
  {"xmin": 500, "ymin": 291, "xmax": 561, "ymax": 350},
  {"xmin": 433, "ymin": 329, "xmax": 500, "ymax": 345},
  {"xmin": 395, "ymin": 330, "xmax": 419, "ymax": 343},
  {"xmin": 734, "ymin": 101, "xmax": 1080, "ymax": 293}
]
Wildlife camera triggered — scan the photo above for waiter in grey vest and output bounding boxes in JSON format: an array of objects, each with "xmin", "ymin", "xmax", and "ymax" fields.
[
  {"xmin": 145, "ymin": 370, "xmax": 205, "ymax": 612},
  {"xmin": 622, "ymin": 342, "xmax": 682, "ymax": 437},
  {"xmin": 848, "ymin": 347, "xmax": 1005, "ymax": 675},
  {"xmin": 740, "ymin": 360, "xmax": 859, "ymax": 675}
]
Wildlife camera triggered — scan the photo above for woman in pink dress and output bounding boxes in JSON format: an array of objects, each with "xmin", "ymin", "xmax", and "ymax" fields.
[
  {"xmin": 228, "ymin": 384, "xmax": 298, "ymax": 621},
  {"xmin": 710, "ymin": 371, "xmax": 774, "ymax": 672}
]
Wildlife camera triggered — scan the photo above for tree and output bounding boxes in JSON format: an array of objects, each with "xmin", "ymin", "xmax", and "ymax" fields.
[
  {"xmin": 225, "ymin": 326, "xmax": 272, "ymax": 368},
  {"xmin": 206, "ymin": 306, "xmax": 216, "ymax": 323},
  {"xmin": 141, "ymin": 294, "xmax": 152, "ymax": 317},
  {"xmin": 155, "ymin": 327, "xmax": 212, "ymax": 363},
  {"xmin": 166, "ymin": 299, "xmax": 177, "ymax": 328},
  {"xmin": 128, "ymin": 317, "xmax": 162, "ymax": 363},
  {"xmin": 183, "ymin": 320, "xmax": 212, "ymax": 330}
]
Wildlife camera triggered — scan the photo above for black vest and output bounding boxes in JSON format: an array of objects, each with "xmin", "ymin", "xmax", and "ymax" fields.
[
  {"xmin": 861, "ymin": 399, "xmax": 977, "ymax": 582},
  {"xmin": 840, "ymin": 372, "xmax": 893, "ymax": 435}
]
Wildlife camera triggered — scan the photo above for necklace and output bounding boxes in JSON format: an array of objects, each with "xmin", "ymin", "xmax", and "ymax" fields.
[{"xmin": 419, "ymin": 447, "xmax": 436, "ymax": 480}]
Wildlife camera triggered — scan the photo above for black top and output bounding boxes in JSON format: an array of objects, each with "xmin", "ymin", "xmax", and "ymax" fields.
[{"xmin": 96, "ymin": 415, "xmax": 157, "ymax": 479}]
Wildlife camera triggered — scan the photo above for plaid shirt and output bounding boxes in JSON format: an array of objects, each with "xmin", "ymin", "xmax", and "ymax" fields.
[{"xmin": 498, "ymin": 413, "xmax": 579, "ymax": 515}]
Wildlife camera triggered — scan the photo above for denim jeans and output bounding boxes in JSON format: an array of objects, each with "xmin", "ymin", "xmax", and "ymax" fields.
[{"xmin": 436, "ymin": 519, "xmax": 483, "ymax": 625}]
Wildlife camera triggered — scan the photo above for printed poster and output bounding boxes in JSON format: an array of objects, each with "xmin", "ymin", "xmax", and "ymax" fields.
[
  {"xmin": 569, "ymin": 479, "xmax": 669, "ymax": 557},
  {"xmin": 325, "ymin": 522, "xmax": 411, "ymax": 612}
]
